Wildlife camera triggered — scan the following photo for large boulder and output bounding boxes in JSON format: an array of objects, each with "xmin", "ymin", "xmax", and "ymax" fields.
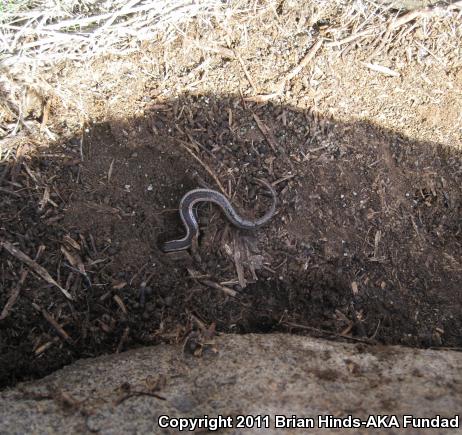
[{"xmin": 1, "ymin": 334, "xmax": 461, "ymax": 434}]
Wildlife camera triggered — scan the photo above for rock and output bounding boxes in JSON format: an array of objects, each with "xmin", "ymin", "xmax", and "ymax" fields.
[{"xmin": 0, "ymin": 334, "xmax": 461, "ymax": 434}]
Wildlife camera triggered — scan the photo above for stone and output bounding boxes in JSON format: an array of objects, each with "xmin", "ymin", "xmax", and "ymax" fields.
[{"xmin": 0, "ymin": 334, "xmax": 461, "ymax": 434}]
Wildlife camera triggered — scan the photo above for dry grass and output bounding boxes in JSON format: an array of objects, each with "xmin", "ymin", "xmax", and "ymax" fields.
[
  {"xmin": 1, "ymin": 0, "xmax": 460, "ymax": 67},
  {"xmin": 0, "ymin": 0, "xmax": 229, "ymax": 65},
  {"xmin": 0, "ymin": 0, "xmax": 233, "ymax": 162},
  {"xmin": 0, "ymin": 0, "xmax": 461, "ymax": 162}
]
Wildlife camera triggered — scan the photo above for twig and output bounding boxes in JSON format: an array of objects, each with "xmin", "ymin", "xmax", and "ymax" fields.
[
  {"xmin": 274, "ymin": 39, "xmax": 323, "ymax": 92},
  {"xmin": 388, "ymin": 8, "xmax": 437, "ymax": 31},
  {"xmin": 185, "ymin": 38, "xmax": 235, "ymax": 58},
  {"xmin": 0, "ymin": 268, "xmax": 27, "ymax": 321},
  {"xmin": 326, "ymin": 29, "xmax": 374, "ymax": 47},
  {"xmin": 234, "ymin": 50, "xmax": 258, "ymax": 94},
  {"xmin": 246, "ymin": 39, "xmax": 323, "ymax": 101},
  {"xmin": 370, "ymin": 319, "xmax": 381, "ymax": 340},
  {"xmin": 34, "ymin": 337, "xmax": 60, "ymax": 355},
  {"xmin": 363, "ymin": 62, "xmax": 400, "ymax": 77},
  {"xmin": 115, "ymin": 391, "xmax": 166, "ymax": 405},
  {"xmin": 272, "ymin": 174, "xmax": 295, "ymax": 186},
  {"xmin": 190, "ymin": 313, "xmax": 208, "ymax": 331},
  {"xmin": 281, "ymin": 321, "xmax": 373, "ymax": 344},
  {"xmin": 22, "ymin": 161, "xmax": 39, "ymax": 183},
  {"xmin": 252, "ymin": 113, "xmax": 278, "ymax": 152},
  {"xmin": 1, "ymin": 240, "xmax": 73, "ymax": 300},
  {"xmin": 366, "ymin": 5, "xmax": 446, "ymax": 61},
  {"xmin": 200, "ymin": 279, "xmax": 237, "ymax": 297},
  {"xmin": 32, "ymin": 303, "xmax": 73, "ymax": 344},
  {"xmin": 179, "ymin": 142, "xmax": 226, "ymax": 195}
]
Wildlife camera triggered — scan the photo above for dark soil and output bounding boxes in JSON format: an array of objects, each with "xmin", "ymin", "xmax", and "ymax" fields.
[{"xmin": 1, "ymin": 94, "xmax": 461, "ymax": 388}]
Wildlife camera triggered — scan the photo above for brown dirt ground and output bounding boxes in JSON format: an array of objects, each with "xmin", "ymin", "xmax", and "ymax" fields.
[{"xmin": 1, "ymin": 1, "xmax": 462, "ymax": 388}]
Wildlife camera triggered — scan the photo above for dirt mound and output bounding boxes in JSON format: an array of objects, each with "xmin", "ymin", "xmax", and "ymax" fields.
[{"xmin": 1, "ymin": 94, "xmax": 461, "ymax": 388}]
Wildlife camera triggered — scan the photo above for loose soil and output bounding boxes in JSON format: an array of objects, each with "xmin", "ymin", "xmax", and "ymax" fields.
[{"xmin": 1, "ymin": 1, "xmax": 461, "ymax": 388}]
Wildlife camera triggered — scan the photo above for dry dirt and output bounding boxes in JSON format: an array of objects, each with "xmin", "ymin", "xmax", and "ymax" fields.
[{"xmin": 1, "ymin": 1, "xmax": 461, "ymax": 388}]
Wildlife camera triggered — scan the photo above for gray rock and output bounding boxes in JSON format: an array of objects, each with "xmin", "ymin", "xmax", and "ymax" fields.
[{"xmin": 0, "ymin": 334, "xmax": 461, "ymax": 434}]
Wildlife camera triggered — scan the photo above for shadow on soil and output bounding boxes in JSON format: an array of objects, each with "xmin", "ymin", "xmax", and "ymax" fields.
[{"xmin": 1, "ymin": 93, "xmax": 461, "ymax": 388}]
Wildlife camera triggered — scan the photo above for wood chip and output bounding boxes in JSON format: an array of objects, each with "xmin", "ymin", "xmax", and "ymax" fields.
[
  {"xmin": 363, "ymin": 62, "xmax": 400, "ymax": 77},
  {"xmin": 63, "ymin": 235, "xmax": 80, "ymax": 251},
  {"xmin": 1, "ymin": 240, "xmax": 73, "ymax": 300},
  {"xmin": 351, "ymin": 281, "xmax": 359, "ymax": 295},
  {"xmin": 61, "ymin": 246, "xmax": 85, "ymax": 274},
  {"xmin": 112, "ymin": 281, "xmax": 127, "ymax": 290}
]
